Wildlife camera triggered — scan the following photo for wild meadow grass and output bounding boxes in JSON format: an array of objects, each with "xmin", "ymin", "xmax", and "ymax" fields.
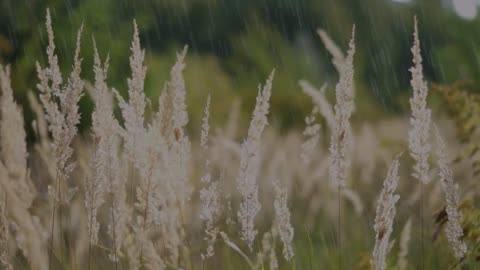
[{"xmin": 0, "ymin": 9, "xmax": 479, "ymax": 270}]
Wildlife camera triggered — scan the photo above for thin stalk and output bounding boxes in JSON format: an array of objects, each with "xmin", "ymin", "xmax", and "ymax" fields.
[
  {"xmin": 109, "ymin": 204, "xmax": 117, "ymax": 269},
  {"xmin": 49, "ymin": 168, "xmax": 60, "ymax": 269},
  {"xmin": 88, "ymin": 208, "xmax": 92, "ymax": 270},
  {"xmin": 221, "ymin": 233, "xmax": 255, "ymax": 270},
  {"xmin": 87, "ymin": 140, "xmax": 98, "ymax": 270},
  {"xmin": 304, "ymin": 225, "xmax": 316, "ymax": 270},
  {"xmin": 87, "ymin": 182, "xmax": 94, "ymax": 270},
  {"xmin": 58, "ymin": 179, "xmax": 65, "ymax": 264},
  {"xmin": 337, "ymin": 186, "xmax": 342, "ymax": 270},
  {"xmin": 107, "ymin": 144, "xmax": 118, "ymax": 270},
  {"xmin": 420, "ymin": 182, "xmax": 424, "ymax": 270}
]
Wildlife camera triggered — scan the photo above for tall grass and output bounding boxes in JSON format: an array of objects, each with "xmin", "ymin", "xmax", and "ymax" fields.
[{"xmin": 0, "ymin": 11, "xmax": 475, "ymax": 270}]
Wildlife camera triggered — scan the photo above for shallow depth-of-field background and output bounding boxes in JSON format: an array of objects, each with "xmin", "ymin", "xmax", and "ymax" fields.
[{"xmin": 2, "ymin": 0, "xmax": 480, "ymax": 269}]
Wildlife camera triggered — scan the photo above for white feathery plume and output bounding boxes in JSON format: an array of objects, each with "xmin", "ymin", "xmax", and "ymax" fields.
[
  {"xmin": 236, "ymin": 70, "xmax": 275, "ymax": 250},
  {"xmin": 408, "ymin": 17, "xmax": 432, "ymax": 184},
  {"xmin": 0, "ymin": 162, "xmax": 48, "ymax": 270},
  {"xmin": 155, "ymin": 85, "xmax": 175, "ymax": 142},
  {"xmin": 372, "ymin": 154, "xmax": 401, "ymax": 270},
  {"xmin": 199, "ymin": 94, "xmax": 221, "ymax": 259},
  {"xmin": 273, "ymin": 179, "xmax": 294, "ymax": 261},
  {"xmin": 317, "ymin": 29, "xmax": 345, "ymax": 73},
  {"xmin": 328, "ymin": 26, "xmax": 355, "ymax": 189},
  {"xmin": 200, "ymin": 94, "xmax": 211, "ymax": 149},
  {"xmin": 0, "ymin": 64, "xmax": 47, "ymax": 267},
  {"xmin": 112, "ymin": 23, "xmax": 162, "ymax": 264},
  {"xmin": 0, "ymin": 65, "xmax": 27, "ymax": 176},
  {"xmin": 126, "ymin": 47, "xmax": 191, "ymax": 267},
  {"xmin": 170, "ymin": 46, "xmax": 189, "ymax": 135},
  {"xmin": 36, "ymin": 9, "xmax": 84, "ymax": 204},
  {"xmin": 84, "ymin": 41, "xmax": 109, "ymax": 245},
  {"xmin": 115, "ymin": 20, "xmax": 147, "ymax": 164},
  {"xmin": 434, "ymin": 127, "xmax": 467, "ymax": 259},
  {"xmin": 127, "ymin": 20, "xmax": 147, "ymax": 121},
  {"xmin": 132, "ymin": 120, "xmax": 167, "ymax": 256},
  {"xmin": 95, "ymin": 42, "xmax": 129, "ymax": 261},
  {"xmin": 167, "ymin": 46, "xmax": 192, "ymax": 209},
  {"xmin": 84, "ymin": 141, "xmax": 104, "ymax": 245},
  {"xmin": 158, "ymin": 47, "xmax": 191, "ymax": 265},
  {"xmin": 0, "ymin": 65, "xmax": 33, "ymax": 207},
  {"xmin": 89, "ymin": 41, "xmax": 130, "ymax": 259},
  {"xmin": 128, "ymin": 125, "xmax": 168, "ymax": 267},
  {"xmin": 108, "ymin": 155, "xmax": 130, "ymax": 261}
]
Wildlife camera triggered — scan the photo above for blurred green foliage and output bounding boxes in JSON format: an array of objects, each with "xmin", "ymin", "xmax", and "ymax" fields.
[{"xmin": 1, "ymin": 0, "xmax": 480, "ymax": 134}]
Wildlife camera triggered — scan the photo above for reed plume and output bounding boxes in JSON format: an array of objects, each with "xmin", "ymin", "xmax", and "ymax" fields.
[
  {"xmin": 433, "ymin": 127, "xmax": 467, "ymax": 259},
  {"xmin": 236, "ymin": 70, "xmax": 275, "ymax": 250},
  {"xmin": 372, "ymin": 154, "xmax": 401, "ymax": 270}
]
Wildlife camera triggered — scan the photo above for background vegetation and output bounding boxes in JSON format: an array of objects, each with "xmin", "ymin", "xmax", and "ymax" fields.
[{"xmin": 2, "ymin": 0, "xmax": 480, "ymax": 133}]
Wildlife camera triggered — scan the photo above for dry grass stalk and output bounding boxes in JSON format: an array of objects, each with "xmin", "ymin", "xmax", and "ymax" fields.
[
  {"xmin": 408, "ymin": 18, "xmax": 432, "ymax": 269},
  {"xmin": 372, "ymin": 154, "xmax": 401, "ymax": 270},
  {"xmin": 273, "ymin": 179, "xmax": 294, "ymax": 261},
  {"xmin": 0, "ymin": 66, "xmax": 37, "ymax": 269},
  {"xmin": 0, "ymin": 65, "xmax": 31, "ymax": 201},
  {"xmin": 36, "ymin": 9, "xmax": 85, "ymax": 203},
  {"xmin": 88, "ymin": 40, "xmax": 130, "ymax": 267},
  {"xmin": 116, "ymin": 20, "xmax": 147, "ymax": 163},
  {"xmin": 115, "ymin": 22, "xmax": 169, "ymax": 269},
  {"xmin": 0, "ymin": 163, "xmax": 48, "ymax": 270},
  {"xmin": 434, "ymin": 127, "xmax": 467, "ymax": 259},
  {"xmin": 160, "ymin": 47, "xmax": 192, "ymax": 266},
  {"xmin": 36, "ymin": 10, "xmax": 85, "ymax": 267},
  {"xmin": 328, "ymin": 26, "xmax": 355, "ymax": 190},
  {"xmin": 1, "ymin": 50, "xmax": 44, "ymax": 270},
  {"xmin": 200, "ymin": 94, "xmax": 221, "ymax": 259},
  {"xmin": 323, "ymin": 26, "xmax": 355, "ymax": 270},
  {"xmin": 236, "ymin": 70, "xmax": 275, "ymax": 250},
  {"xmin": 408, "ymin": 17, "xmax": 431, "ymax": 185}
]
